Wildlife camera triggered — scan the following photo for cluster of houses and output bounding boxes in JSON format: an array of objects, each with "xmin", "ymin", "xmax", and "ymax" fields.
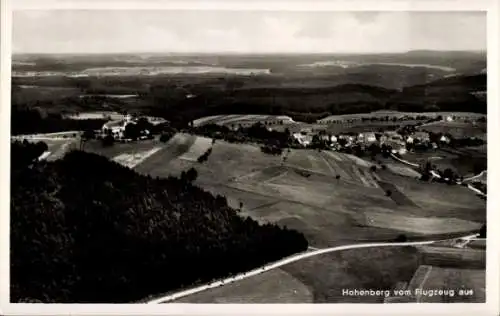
[
  {"xmin": 292, "ymin": 128, "xmax": 446, "ymax": 155},
  {"xmin": 100, "ymin": 114, "xmax": 168, "ymax": 140}
]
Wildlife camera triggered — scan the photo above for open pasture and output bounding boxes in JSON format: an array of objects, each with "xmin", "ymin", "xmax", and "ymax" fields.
[
  {"xmin": 385, "ymin": 163, "xmax": 421, "ymax": 179},
  {"xmin": 376, "ymin": 170, "xmax": 485, "ymax": 222},
  {"xmin": 132, "ymin": 133, "xmax": 197, "ymax": 177},
  {"xmin": 285, "ymin": 149, "xmax": 377, "ymax": 188},
  {"xmin": 112, "ymin": 147, "xmax": 163, "ymax": 169},
  {"xmin": 406, "ymin": 265, "xmax": 485, "ymax": 303},
  {"xmin": 359, "ymin": 211, "xmax": 480, "ymax": 235},
  {"xmin": 83, "ymin": 138, "xmax": 161, "ymax": 160},
  {"xmin": 44, "ymin": 139, "xmax": 79, "ymax": 161},
  {"xmin": 417, "ymin": 247, "xmax": 485, "ymax": 269},
  {"xmin": 175, "ymin": 246, "xmax": 422, "ymax": 303},
  {"xmin": 377, "ymin": 181, "xmax": 418, "ymax": 207},
  {"xmin": 178, "ymin": 136, "xmax": 212, "ymax": 161},
  {"xmin": 191, "ymin": 141, "xmax": 282, "ymax": 183},
  {"xmin": 280, "ymin": 246, "xmax": 421, "ymax": 303},
  {"xmin": 175, "ymin": 268, "xmax": 314, "ymax": 303},
  {"xmin": 101, "ymin": 136, "xmax": 484, "ymax": 247},
  {"xmin": 417, "ymin": 121, "xmax": 486, "ymax": 139}
]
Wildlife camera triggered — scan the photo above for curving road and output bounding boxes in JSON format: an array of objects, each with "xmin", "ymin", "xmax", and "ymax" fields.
[
  {"xmin": 389, "ymin": 153, "xmax": 486, "ymax": 196},
  {"xmin": 462, "ymin": 170, "xmax": 487, "ymax": 183},
  {"xmin": 146, "ymin": 233, "xmax": 479, "ymax": 304}
]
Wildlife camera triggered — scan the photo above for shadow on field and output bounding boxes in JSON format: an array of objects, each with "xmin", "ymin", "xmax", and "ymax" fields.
[{"xmin": 377, "ymin": 181, "xmax": 418, "ymax": 207}]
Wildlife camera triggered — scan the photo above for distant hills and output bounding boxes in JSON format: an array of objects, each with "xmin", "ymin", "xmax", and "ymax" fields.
[
  {"xmin": 10, "ymin": 52, "xmax": 487, "ymax": 127},
  {"xmin": 387, "ymin": 74, "xmax": 486, "ymax": 113}
]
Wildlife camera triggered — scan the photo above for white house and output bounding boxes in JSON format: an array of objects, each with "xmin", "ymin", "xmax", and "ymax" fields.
[
  {"xmin": 102, "ymin": 114, "xmax": 136, "ymax": 139},
  {"xmin": 358, "ymin": 132, "xmax": 377, "ymax": 144},
  {"xmin": 293, "ymin": 133, "xmax": 312, "ymax": 146},
  {"xmin": 440, "ymin": 135, "xmax": 451, "ymax": 144}
]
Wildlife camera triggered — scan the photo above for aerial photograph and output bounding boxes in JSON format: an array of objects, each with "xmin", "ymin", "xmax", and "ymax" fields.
[{"xmin": 9, "ymin": 9, "xmax": 487, "ymax": 304}]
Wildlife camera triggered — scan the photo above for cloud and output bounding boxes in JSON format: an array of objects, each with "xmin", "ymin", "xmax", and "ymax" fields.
[{"xmin": 12, "ymin": 10, "xmax": 486, "ymax": 53}]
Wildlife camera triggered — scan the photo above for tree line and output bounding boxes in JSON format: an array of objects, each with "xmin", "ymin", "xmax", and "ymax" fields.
[
  {"xmin": 12, "ymin": 108, "xmax": 106, "ymax": 135},
  {"xmin": 10, "ymin": 144, "xmax": 308, "ymax": 303}
]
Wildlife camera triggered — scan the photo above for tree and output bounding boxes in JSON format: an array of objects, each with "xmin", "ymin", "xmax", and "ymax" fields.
[
  {"xmin": 135, "ymin": 117, "xmax": 154, "ymax": 134},
  {"xmin": 183, "ymin": 167, "xmax": 198, "ymax": 183},
  {"xmin": 385, "ymin": 190, "xmax": 392, "ymax": 196},
  {"xmin": 82, "ymin": 129, "xmax": 96, "ymax": 140},
  {"xmin": 370, "ymin": 166, "xmax": 377, "ymax": 172},
  {"xmin": 101, "ymin": 134, "xmax": 115, "ymax": 147},
  {"xmin": 124, "ymin": 123, "xmax": 140, "ymax": 140},
  {"xmin": 395, "ymin": 234, "xmax": 407, "ymax": 242}
]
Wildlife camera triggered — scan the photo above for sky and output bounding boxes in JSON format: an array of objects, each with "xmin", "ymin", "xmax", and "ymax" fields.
[{"xmin": 12, "ymin": 10, "xmax": 486, "ymax": 54}]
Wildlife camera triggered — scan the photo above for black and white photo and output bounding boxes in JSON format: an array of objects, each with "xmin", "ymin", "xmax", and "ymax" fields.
[{"xmin": 1, "ymin": 1, "xmax": 498, "ymax": 315}]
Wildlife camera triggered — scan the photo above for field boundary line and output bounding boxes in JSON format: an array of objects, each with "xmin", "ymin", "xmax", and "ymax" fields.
[{"xmin": 352, "ymin": 165, "xmax": 371, "ymax": 187}]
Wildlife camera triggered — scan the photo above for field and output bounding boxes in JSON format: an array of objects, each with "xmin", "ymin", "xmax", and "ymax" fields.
[
  {"xmin": 417, "ymin": 246, "xmax": 486, "ymax": 269},
  {"xmin": 402, "ymin": 150, "xmax": 486, "ymax": 178},
  {"xmin": 19, "ymin": 138, "xmax": 80, "ymax": 162},
  {"xmin": 405, "ymin": 265, "xmax": 485, "ymax": 303},
  {"xmin": 175, "ymin": 246, "xmax": 421, "ymax": 303},
  {"xmin": 193, "ymin": 114, "xmax": 294, "ymax": 127},
  {"xmin": 112, "ymin": 147, "xmax": 163, "ymax": 169},
  {"xmin": 178, "ymin": 136, "xmax": 212, "ymax": 161},
  {"xmin": 385, "ymin": 163, "xmax": 422, "ymax": 178},
  {"xmin": 122, "ymin": 136, "xmax": 485, "ymax": 247},
  {"xmin": 326, "ymin": 122, "xmax": 408, "ymax": 134},
  {"xmin": 94, "ymin": 136, "xmax": 486, "ymax": 243},
  {"xmin": 82, "ymin": 134, "xmax": 485, "ymax": 303},
  {"xmin": 375, "ymin": 169, "xmax": 485, "ymax": 222},
  {"xmin": 176, "ymin": 268, "xmax": 314, "ymax": 303},
  {"xmin": 417, "ymin": 121, "xmax": 486, "ymax": 139}
]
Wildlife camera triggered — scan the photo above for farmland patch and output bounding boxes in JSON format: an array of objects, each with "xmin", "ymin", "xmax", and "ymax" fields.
[{"xmin": 113, "ymin": 147, "xmax": 162, "ymax": 169}]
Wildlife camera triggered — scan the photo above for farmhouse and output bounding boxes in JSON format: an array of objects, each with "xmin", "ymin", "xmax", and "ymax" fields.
[
  {"xmin": 357, "ymin": 132, "xmax": 377, "ymax": 144},
  {"xmin": 440, "ymin": 135, "xmax": 451, "ymax": 144},
  {"xmin": 293, "ymin": 132, "xmax": 312, "ymax": 146},
  {"xmin": 413, "ymin": 131, "xmax": 430, "ymax": 142},
  {"xmin": 101, "ymin": 114, "xmax": 136, "ymax": 139}
]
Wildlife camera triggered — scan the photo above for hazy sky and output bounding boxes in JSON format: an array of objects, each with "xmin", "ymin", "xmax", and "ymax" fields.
[{"xmin": 12, "ymin": 11, "xmax": 486, "ymax": 54}]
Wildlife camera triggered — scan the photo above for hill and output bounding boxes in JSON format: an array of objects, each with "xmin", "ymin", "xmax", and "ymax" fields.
[
  {"xmin": 387, "ymin": 74, "xmax": 486, "ymax": 113},
  {"xmin": 10, "ymin": 143, "xmax": 308, "ymax": 303}
]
